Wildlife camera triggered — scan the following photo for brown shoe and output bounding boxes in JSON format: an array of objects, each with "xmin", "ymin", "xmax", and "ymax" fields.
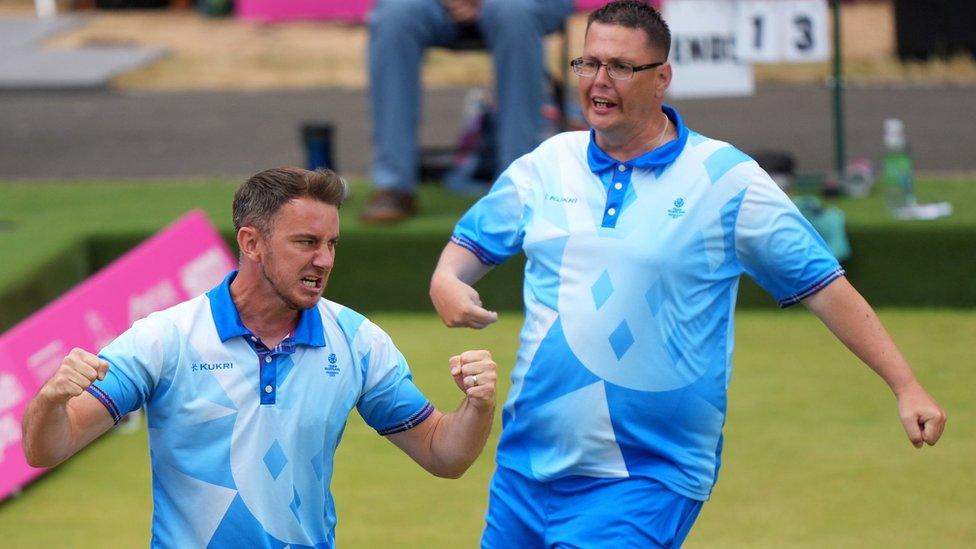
[{"xmin": 359, "ymin": 190, "xmax": 418, "ymax": 223}]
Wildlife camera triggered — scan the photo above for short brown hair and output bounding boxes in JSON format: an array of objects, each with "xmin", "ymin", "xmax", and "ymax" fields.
[
  {"xmin": 587, "ymin": 0, "xmax": 671, "ymax": 58},
  {"xmin": 232, "ymin": 167, "xmax": 348, "ymax": 235}
]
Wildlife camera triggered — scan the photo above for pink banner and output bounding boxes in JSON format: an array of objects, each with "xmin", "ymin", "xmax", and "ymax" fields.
[
  {"xmin": 235, "ymin": 0, "xmax": 639, "ymax": 23},
  {"xmin": 236, "ymin": 0, "xmax": 372, "ymax": 23},
  {"xmin": 0, "ymin": 210, "xmax": 236, "ymax": 501}
]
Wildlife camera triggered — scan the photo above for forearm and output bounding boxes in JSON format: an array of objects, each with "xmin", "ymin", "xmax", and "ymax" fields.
[
  {"xmin": 22, "ymin": 389, "xmax": 113, "ymax": 467},
  {"xmin": 804, "ymin": 276, "xmax": 947, "ymax": 446},
  {"xmin": 423, "ymin": 399, "xmax": 495, "ymax": 478},
  {"xmin": 391, "ymin": 398, "xmax": 494, "ymax": 479},
  {"xmin": 22, "ymin": 393, "xmax": 80, "ymax": 467},
  {"xmin": 390, "ymin": 350, "xmax": 498, "ymax": 474},
  {"xmin": 803, "ymin": 277, "xmax": 917, "ymax": 394},
  {"xmin": 22, "ymin": 348, "xmax": 115, "ymax": 466}
]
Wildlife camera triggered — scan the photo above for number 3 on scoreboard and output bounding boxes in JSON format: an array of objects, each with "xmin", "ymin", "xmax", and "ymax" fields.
[{"xmin": 783, "ymin": 2, "xmax": 828, "ymax": 61}]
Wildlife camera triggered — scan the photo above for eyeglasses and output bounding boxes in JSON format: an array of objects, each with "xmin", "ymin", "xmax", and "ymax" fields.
[{"xmin": 570, "ymin": 57, "xmax": 665, "ymax": 81}]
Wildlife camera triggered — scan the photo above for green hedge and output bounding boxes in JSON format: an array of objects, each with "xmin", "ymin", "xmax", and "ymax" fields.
[
  {"xmin": 736, "ymin": 224, "xmax": 976, "ymax": 308},
  {"xmin": 1, "ymin": 178, "xmax": 973, "ymax": 332},
  {"xmin": 842, "ymin": 225, "xmax": 976, "ymax": 306},
  {"xmin": 43, "ymin": 221, "xmax": 976, "ymax": 325},
  {"xmin": 82, "ymin": 230, "xmax": 530, "ymax": 315},
  {"xmin": 0, "ymin": 239, "xmax": 93, "ymax": 331}
]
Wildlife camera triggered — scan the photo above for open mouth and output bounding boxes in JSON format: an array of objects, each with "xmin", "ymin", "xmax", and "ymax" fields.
[
  {"xmin": 300, "ymin": 276, "xmax": 323, "ymax": 291},
  {"xmin": 592, "ymin": 97, "xmax": 617, "ymax": 110}
]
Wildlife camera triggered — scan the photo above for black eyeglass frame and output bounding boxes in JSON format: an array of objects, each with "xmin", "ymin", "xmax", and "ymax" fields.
[{"xmin": 569, "ymin": 57, "xmax": 666, "ymax": 80}]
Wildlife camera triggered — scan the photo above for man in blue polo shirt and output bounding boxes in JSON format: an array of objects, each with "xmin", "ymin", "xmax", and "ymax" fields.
[
  {"xmin": 22, "ymin": 167, "xmax": 498, "ymax": 547},
  {"xmin": 429, "ymin": 1, "xmax": 946, "ymax": 546}
]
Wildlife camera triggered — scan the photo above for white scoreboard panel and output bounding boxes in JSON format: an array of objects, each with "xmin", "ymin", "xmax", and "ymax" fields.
[
  {"xmin": 733, "ymin": 0, "xmax": 830, "ymax": 63},
  {"xmin": 665, "ymin": 0, "xmax": 755, "ymax": 98}
]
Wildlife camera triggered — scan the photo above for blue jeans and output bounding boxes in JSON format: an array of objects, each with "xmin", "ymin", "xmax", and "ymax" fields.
[{"xmin": 368, "ymin": 0, "xmax": 573, "ymax": 193}]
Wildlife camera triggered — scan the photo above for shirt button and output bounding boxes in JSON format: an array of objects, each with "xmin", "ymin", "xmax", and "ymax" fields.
[
  {"xmin": 264, "ymin": 385, "xmax": 273, "ymax": 393},
  {"xmin": 607, "ymin": 207, "xmax": 617, "ymax": 216},
  {"xmin": 617, "ymin": 164, "xmax": 626, "ymax": 172},
  {"xmin": 614, "ymin": 182, "xmax": 623, "ymax": 190},
  {"xmin": 250, "ymin": 336, "xmax": 257, "ymax": 342},
  {"xmin": 265, "ymin": 356, "xmax": 272, "ymax": 363}
]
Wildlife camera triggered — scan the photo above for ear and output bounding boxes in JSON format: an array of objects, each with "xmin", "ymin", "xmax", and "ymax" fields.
[
  {"xmin": 237, "ymin": 226, "xmax": 263, "ymax": 261},
  {"xmin": 656, "ymin": 62, "xmax": 672, "ymax": 98}
]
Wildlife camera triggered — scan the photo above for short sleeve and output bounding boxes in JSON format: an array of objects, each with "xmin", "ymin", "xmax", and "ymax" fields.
[
  {"xmin": 87, "ymin": 316, "xmax": 172, "ymax": 424},
  {"xmin": 734, "ymin": 172, "xmax": 845, "ymax": 307},
  {"xmin": 451, "ymin": 160, "xmax": 532, "ymax": 266},
  {"xmin": 356, "ymin": 323, "xmax": 432, "ymax": 436}
]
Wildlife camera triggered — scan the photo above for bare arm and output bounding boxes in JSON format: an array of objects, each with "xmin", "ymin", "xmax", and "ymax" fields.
[
  {"xmin": 430, "ymin": 242, "xmax": 498, "ymax": 329},
  {"xmin": 21, "ymin": 348, "xmax": 116, "ymax": 467},
  {"xmin": 387, "ymin": 350, "xmax": 496, "ymax": 478},
  {"xmin": 802, "ymin": 277, "xmax": 947, "ymax": 448}
]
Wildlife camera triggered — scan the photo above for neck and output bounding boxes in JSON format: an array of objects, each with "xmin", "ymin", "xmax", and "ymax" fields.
[
  {"xmin": 231, "ymin": 266, "xmax": 299, "ymax": 347},
  {"xmin": 597, "ymin": 111, "xmax": 673, "ymax": 161}
]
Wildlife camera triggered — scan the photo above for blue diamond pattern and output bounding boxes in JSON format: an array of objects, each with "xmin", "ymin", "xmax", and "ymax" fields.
[
  {"xmin": 591, "ymin": 270, "xmax": 614, "ymax": 310},
  {"xmin": 665, "ymin": 334, "xmax": 685, "ymax": 366},
  {"xmin": 609, "ymin": 320, "xmax": 635, "ymax": 360},
  {"xmin": 311, "ymin": 448, "xmax": 325, "ymax": 481},
  {"xmin": 290, "ymin": 487, "xmax": 302, "ymax": 524},
  {"xmin": 644, "ymin": 279, "xmax": 664, "ymax": 316},
  {"xmin": 263, "ymin": 440, "xmax": 287, "ymax": 480}
]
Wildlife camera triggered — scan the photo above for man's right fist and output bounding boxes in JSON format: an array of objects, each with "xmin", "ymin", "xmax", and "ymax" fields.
[{"xmin": 41, "ymin": 348, "xmax": 109, "ymax": 404}]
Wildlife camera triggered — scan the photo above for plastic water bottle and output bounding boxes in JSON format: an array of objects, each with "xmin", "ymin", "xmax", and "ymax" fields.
[{"xmin": 881, "ymin": 118, "xmax": 917, "ymax": 217}]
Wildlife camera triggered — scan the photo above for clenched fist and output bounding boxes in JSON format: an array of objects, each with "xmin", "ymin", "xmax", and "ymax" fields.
[
  {"xmin": 450, "ymin": 349, "xmax": 497, "ymax": 412},
  {"xmin": 39, "ymin": 347, "xmax": 109, "ymax": 404}
]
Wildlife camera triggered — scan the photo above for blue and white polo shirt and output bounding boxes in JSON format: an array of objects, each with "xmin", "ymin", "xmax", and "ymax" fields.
[
  {"xmin": 452, "ymin": 105, "xmax": 843, "ymax": 501},
  {"xmin": 87, "ymin": 271, "xmax": 432, "ymax": 547}
]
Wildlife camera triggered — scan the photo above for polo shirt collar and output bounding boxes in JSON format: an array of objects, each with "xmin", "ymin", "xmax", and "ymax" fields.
[
  {"xmin": 207, "ymin": 270, "xmax": 326, "ymax": 347},
  {"xmin": 587, "ymin": 104, "xmax": 689, "ymax": 173}
]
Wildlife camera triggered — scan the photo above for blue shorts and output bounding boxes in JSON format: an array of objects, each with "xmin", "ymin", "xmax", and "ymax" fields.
[{"xmin": 482, "ymin": 466, "xmax": 702, "ymax": 548}]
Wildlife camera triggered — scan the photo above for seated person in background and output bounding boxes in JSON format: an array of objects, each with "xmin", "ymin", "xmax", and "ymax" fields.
[{"xmin": 362, "ymin": 0, "xmax": 574, "ymax": 223}]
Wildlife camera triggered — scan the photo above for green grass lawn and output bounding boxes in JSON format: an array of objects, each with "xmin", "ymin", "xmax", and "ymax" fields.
[
  {"xmin": 825, "ymin": 174, "xmax": 976, "ymax": 227},
  {"xmin": 1, "ymin": 310, "xmax": 971, "ymax": 548}
]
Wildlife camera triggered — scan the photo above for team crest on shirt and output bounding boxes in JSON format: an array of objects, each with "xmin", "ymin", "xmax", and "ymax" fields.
[
  {"xmin": 324, "ymin": 353, "xmax": 340, "ymax": 377},
  {"xmin": 667, "ymin": 197, "xmax": 686, "ymax": 219}
]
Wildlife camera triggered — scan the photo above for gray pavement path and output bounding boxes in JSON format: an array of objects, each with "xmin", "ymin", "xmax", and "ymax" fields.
[
  {"xmin": 0, "ymin": 16, "xmax": 166, "ymax": 91},
  {"xmin": 0, "ymin": 84, "xmax": 973, "ymax": 181},
  {"xmin": 0, "ymin": 15, "xmax": 79, "ymax": 48}
]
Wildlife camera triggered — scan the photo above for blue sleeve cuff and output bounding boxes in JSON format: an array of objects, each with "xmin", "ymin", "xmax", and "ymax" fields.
[
  {"xmin": 451, "ymin": 234, "xmax": 503, "ymax": 266},
  {"xmin": 777, "ymin": 267, "xmax": 846, "ymax": 308},
  {"xmin": 376, "ymin": 402, "xmax": 435, "ymax": 436},
  {"xmin": 86, "ymin": 384, "xmax": 124, "ymax": 425}
]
